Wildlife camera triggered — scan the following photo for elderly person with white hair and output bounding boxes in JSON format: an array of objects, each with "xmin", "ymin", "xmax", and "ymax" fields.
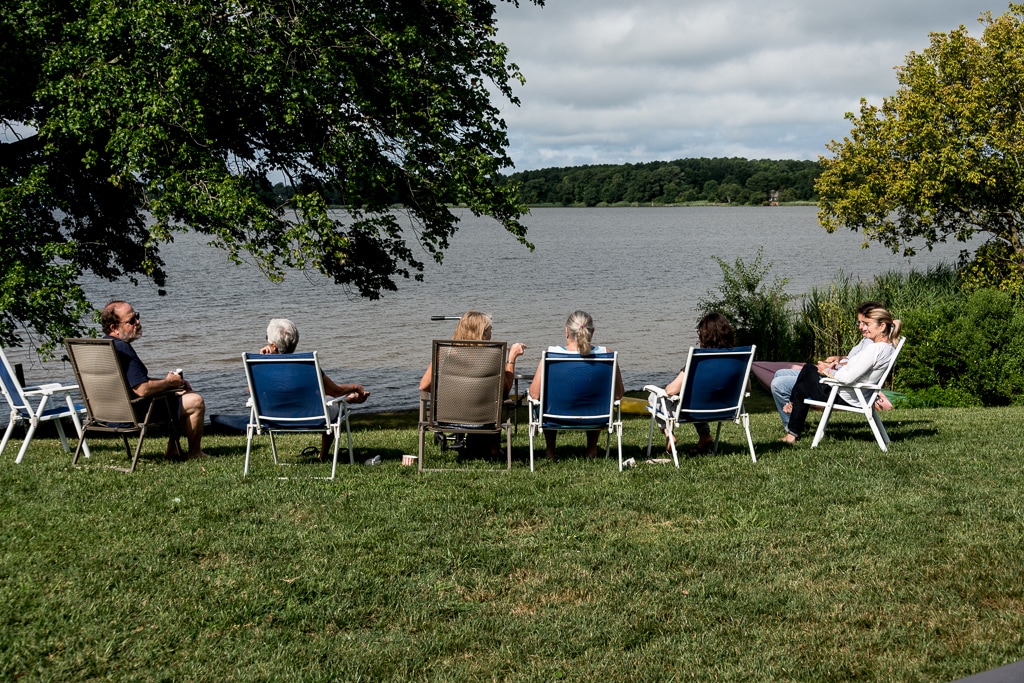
[{"xmin": 260, "ymin": 318, "xmax": 370, "ymax": 458}]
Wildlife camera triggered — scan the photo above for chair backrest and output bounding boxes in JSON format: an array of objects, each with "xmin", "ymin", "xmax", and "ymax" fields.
[
  {"xmin": 429, "ymin": 340, "xmax": 506, "ymax": 429},
  {"xmin": 0, "ymin": 347, "xmax": 30, "ymax": 418},
  {"xmin": 874, "ymin": 336, "xmax": 906, "ymax": 389},
  {"xmin": 64, "ymin": 338, "xmax": 141, "ymax": 425},
  {"xmin": 675, "ymin": 345, "xmax": 756, "ymax": 422},
  {"xmin": 243, "ymin": 352, "xmax": 330, "ymax": 429},
  {"xmin": 539, "ymin": 350, "xmax": 618, "ymax": 429}
]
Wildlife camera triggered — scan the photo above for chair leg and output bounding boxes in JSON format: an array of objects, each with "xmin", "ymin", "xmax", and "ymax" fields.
[
  {"xmin": 615, "ymin": 424, "xmax": 623, "ymax": 471},
  {"xmin": 268, "ymin": 431, "xmax": 279, "ymax": 465},
  {"xmin": 868, "ymin": 408, "xmax": 890, "ymax": 451},
  {"xmin": 14, "ymin": 421, "xmax": 38, "ymax": 464},
  {"xmin": 53, "ymin": 418, "xmax": 70, "ymax": 453},
  {"xmin": 244, "ymin": 426, "xmax": 255, "ymax": 476},
  {"xmin": 528, "ymin": 425, "xmax": 536, "ymax": 472},
  {"xmin": 504, "ymin": 422, "xmax": 512, "ymax": 470},
  {"xmin": 646, "ymin": 412, "xmax": 655, "ymax": 459},
  {"xmin": 65, "ymin": 396, "xmax": 90, "ymax": 459},
  {"xmin": 810, "ymin": 386, "xmax": 841, "ymax": 448},
  {"xmin": 343, "ymin": 412, "xmax": 354, "ymax": 466},
  {"xmin": 72, "ymin": 431, "xmax": 89, "ymax": 466},
  {"xmin": 418, "ymin": 425, "xmax": 426, "ymax": 473},
  {"xmin": 0, "ymin": 416, "xmax": 17, "ymax": 458},
  {"xmin": 329, "ymin": 426, "xmax": 340, "ymax": 480},
  {"xmin": 666, "ymin": 422, "xmax": 680, "ymax": 468},
  {"xmin": 650, "ymin": 411, "xmax": 679, "ymax": 468},
  {"xmin": 741, "ymin": 413, "xmax": 757, "ymax": 463},
  {"xmin": 111, "ymin": 430, "xmax": 145, "ymax": 474}
]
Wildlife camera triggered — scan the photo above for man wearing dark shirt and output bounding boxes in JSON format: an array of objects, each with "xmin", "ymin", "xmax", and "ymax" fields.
[{"xmin": 101, "ymin": 300, "xmax": 208, "ymax": 460}]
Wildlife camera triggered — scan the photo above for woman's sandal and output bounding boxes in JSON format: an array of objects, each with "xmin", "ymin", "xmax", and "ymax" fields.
[{"xmin": 299, "ymin": 445, "xmax": 322, "ymax": 460}]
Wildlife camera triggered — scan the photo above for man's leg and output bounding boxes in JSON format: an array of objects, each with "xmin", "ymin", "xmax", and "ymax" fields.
[
  {"xmin": 179, "ymin": 391, "xmax": 208, "ymax": 458},
  {"xmin": 771, "ymin": 369, "xmax": 800, "ymax": 431}
]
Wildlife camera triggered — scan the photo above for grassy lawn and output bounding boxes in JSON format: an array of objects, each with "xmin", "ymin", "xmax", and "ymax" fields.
[{"xmin": 2, "ymin": 392, "xmax": 1023, "ymax": 681}]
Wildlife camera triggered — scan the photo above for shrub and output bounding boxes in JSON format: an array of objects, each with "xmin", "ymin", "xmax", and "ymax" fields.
[
  {"xmin": 797, "ymin": 272, "xmax": 873, "ymax": 359},
  {"xmin": 898, "ymin": 288, "xmax": 1024, "ymax": 406},
  {"xmin": 899, "ymin": 386, "xmax": 982, "ymax": 409},
  {"xmin": 698, "ymin": 247, "xmax": 798, "ymax": 361}
]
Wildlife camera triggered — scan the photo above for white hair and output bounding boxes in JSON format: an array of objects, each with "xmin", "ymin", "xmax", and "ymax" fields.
[{"xmin": 267, "ymin": 318, "xmax": 299, "ymax": 354}]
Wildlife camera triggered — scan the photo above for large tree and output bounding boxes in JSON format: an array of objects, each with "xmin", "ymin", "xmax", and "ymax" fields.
[
  {"xmin": 1, "ymin": 0, "xmax": 539, "ymax": 354},
  {"xmin": 816, "ymin": 4, "xmax": 1024, "ymax": 294}
]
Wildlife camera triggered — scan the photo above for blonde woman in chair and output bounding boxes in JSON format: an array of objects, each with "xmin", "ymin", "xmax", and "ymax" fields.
[
  {"xmin": 418, "ymin": 311, "xmax": 526, "ymax": 458},
  {"xmin": 418, "ymin": 311, "xmax": 526, "ymax": 395},
  {"xmin": 780, "ymin": 305, "xmax": 901, "ymax": 444}
]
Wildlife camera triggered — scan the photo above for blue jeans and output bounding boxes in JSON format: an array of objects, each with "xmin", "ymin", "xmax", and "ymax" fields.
[{"xmin": 771, "ymin": 368, "xmax": 800, "ymax": 431}]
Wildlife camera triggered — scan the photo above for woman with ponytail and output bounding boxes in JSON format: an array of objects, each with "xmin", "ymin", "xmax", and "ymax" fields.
[
  {"xmin": 780, "ymin": 304, "xmax": 902, "ymax": 444},
  {"xmin": 528, "ymin": 310, "xmax": 624, "ymax": 459}
]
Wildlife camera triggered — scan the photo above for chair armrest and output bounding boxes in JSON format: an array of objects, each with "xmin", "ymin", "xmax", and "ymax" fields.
[
  {"xmin": 23, "ymin": 382, "xmax": 79, "ymax": 395},
  {"xmin": 820, "ymin": 377, "xmax": 880, "ymax": 390},
  {"xmin": 643, "ymin": 385, "xmax": 668, "ymax": 398},
  {"xmin": 325, "ymin": 396, "xmax": 346, "ymax": 407},
  {"xmin": 130, "ymin": 389, "xmax": 179, "ymax": 405}
]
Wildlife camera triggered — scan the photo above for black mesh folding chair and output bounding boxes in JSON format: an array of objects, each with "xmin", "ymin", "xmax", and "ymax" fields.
[
  {"xmin": 64, "ymin": 338, "xmax": 181, "ymax": 473},
  {"xmin": 418, "ymin": 340, "xmax": 511, "ymax": 471}
]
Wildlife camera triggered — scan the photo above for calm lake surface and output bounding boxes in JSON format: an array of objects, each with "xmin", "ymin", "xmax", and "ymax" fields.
[{"xmin": 8, "ymin": 206, "xmax": 969, "ymax": 417}]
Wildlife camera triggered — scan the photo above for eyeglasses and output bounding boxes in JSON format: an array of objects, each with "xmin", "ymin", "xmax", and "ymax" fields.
[{"xmin": 122, "ymin": 312, "xmax": 141, "ymax": 325}]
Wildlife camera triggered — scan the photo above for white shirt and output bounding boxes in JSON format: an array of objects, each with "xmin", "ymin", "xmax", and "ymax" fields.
[{"xmin": 833, "ymin": 338, "xmax": 895, "ymax": 406}]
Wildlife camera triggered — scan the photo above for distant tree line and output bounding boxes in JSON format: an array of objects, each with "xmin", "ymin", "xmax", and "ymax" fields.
[
  {"xmin": 501, "ymin": 157, "xmax": 822, "ymax": 206},
  {"xmin": 267, "ymin": 157, "xmax": 823, "ymax": 208}
]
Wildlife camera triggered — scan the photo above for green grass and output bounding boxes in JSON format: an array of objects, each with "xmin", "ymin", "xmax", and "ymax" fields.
[{"xmin": 2, "ymin": 392, "xmax": 1023, "ymax": 681}]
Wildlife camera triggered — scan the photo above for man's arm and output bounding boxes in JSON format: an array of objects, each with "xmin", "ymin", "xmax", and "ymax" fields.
[
  {"xmin": 323, "ymin": 373, "xmax": 370, "ymax": 403},
  {"xmin": 132, "ymin": 372, "xmax": 186, "ymax": 398}
]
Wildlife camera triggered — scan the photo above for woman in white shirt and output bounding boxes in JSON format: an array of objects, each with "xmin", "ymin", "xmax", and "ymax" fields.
[{"xmin": 781, "ymin": 305, "xmax": 901, "ymax": 443}]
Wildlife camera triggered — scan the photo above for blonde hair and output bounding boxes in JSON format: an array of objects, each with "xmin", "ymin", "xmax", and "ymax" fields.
[
  {"xmin": 863, "ymin": 306, "xmax": 902, "ymax": 345},
  {"xmin": 452, "ymin": 311, "xmax": 492, "ymax": 341},
  {"xmin": 565, "ymin": 310, "xmax": 595, "ymax": 356}
]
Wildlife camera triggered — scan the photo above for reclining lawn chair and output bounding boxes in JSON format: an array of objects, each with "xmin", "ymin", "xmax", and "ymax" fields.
[
  {"xmin": 64, "ymin": 338, "xmax": 180, "ymax": 473},
  {"xmin": 418, "ymin": 340, "xmax": 511, "ymax": 472},
  {"xmin": 1, "ymin": 346, "xmax": 90, "ymax": 463},
  {"xmin": 242, "ymin": 352, "xmax": 353, "ymax": 479},
  {"xmin": 527, "ymin": 350, "xmax": 622, "ymax": 471},
  {"xmin": 805, "ymin": 337, "xmax": 906, "ymax": 451},
  {"xmin": 644, "ymin": 345, "xmax": 757, "ymax": 466}
]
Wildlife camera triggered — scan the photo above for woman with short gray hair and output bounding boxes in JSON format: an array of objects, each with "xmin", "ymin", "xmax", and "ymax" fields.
[{"xmin": 259, "ymin": 318, "xmax": 370, "ymax": 458}]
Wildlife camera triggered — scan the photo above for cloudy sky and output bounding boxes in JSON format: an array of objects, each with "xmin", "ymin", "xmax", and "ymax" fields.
[{"xmin": 493, "ymin": 0, "xmax": 1002, "ymax": 170}]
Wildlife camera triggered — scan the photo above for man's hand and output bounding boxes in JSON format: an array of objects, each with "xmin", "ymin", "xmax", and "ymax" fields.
[
  {"xmin": 344, "ymin": 385, "xmax": 370, "ymax": 404},
  {"xmin": 164, "ymin": 371, "xmax": 189, "ymax": 392}
]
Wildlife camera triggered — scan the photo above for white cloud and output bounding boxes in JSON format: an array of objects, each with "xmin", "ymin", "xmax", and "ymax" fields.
[{"xmin": 494, "ymin": 0, "xmax": 1000, "ymax": 169}]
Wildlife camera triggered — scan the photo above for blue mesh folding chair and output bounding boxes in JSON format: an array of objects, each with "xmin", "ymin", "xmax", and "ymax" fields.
[
  {"xmin": 242, "ymin": 352, "xmax": 353, "ymax": 479},
  {"xmin": 644, "ymin": 345, "xmax": 757, "ymax": 467},
  {"xmin": 1, "ymin": 346, "xmax": 90, "ymax": 463},
  {"xmin": 527, "ymin": 350, "xmax": 622, "ymax": 471}
]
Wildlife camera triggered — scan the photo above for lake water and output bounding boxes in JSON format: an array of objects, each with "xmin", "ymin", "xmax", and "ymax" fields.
[{"xmin": 6, "ymin": 206, "xmax": 969, "ymax": 418}]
